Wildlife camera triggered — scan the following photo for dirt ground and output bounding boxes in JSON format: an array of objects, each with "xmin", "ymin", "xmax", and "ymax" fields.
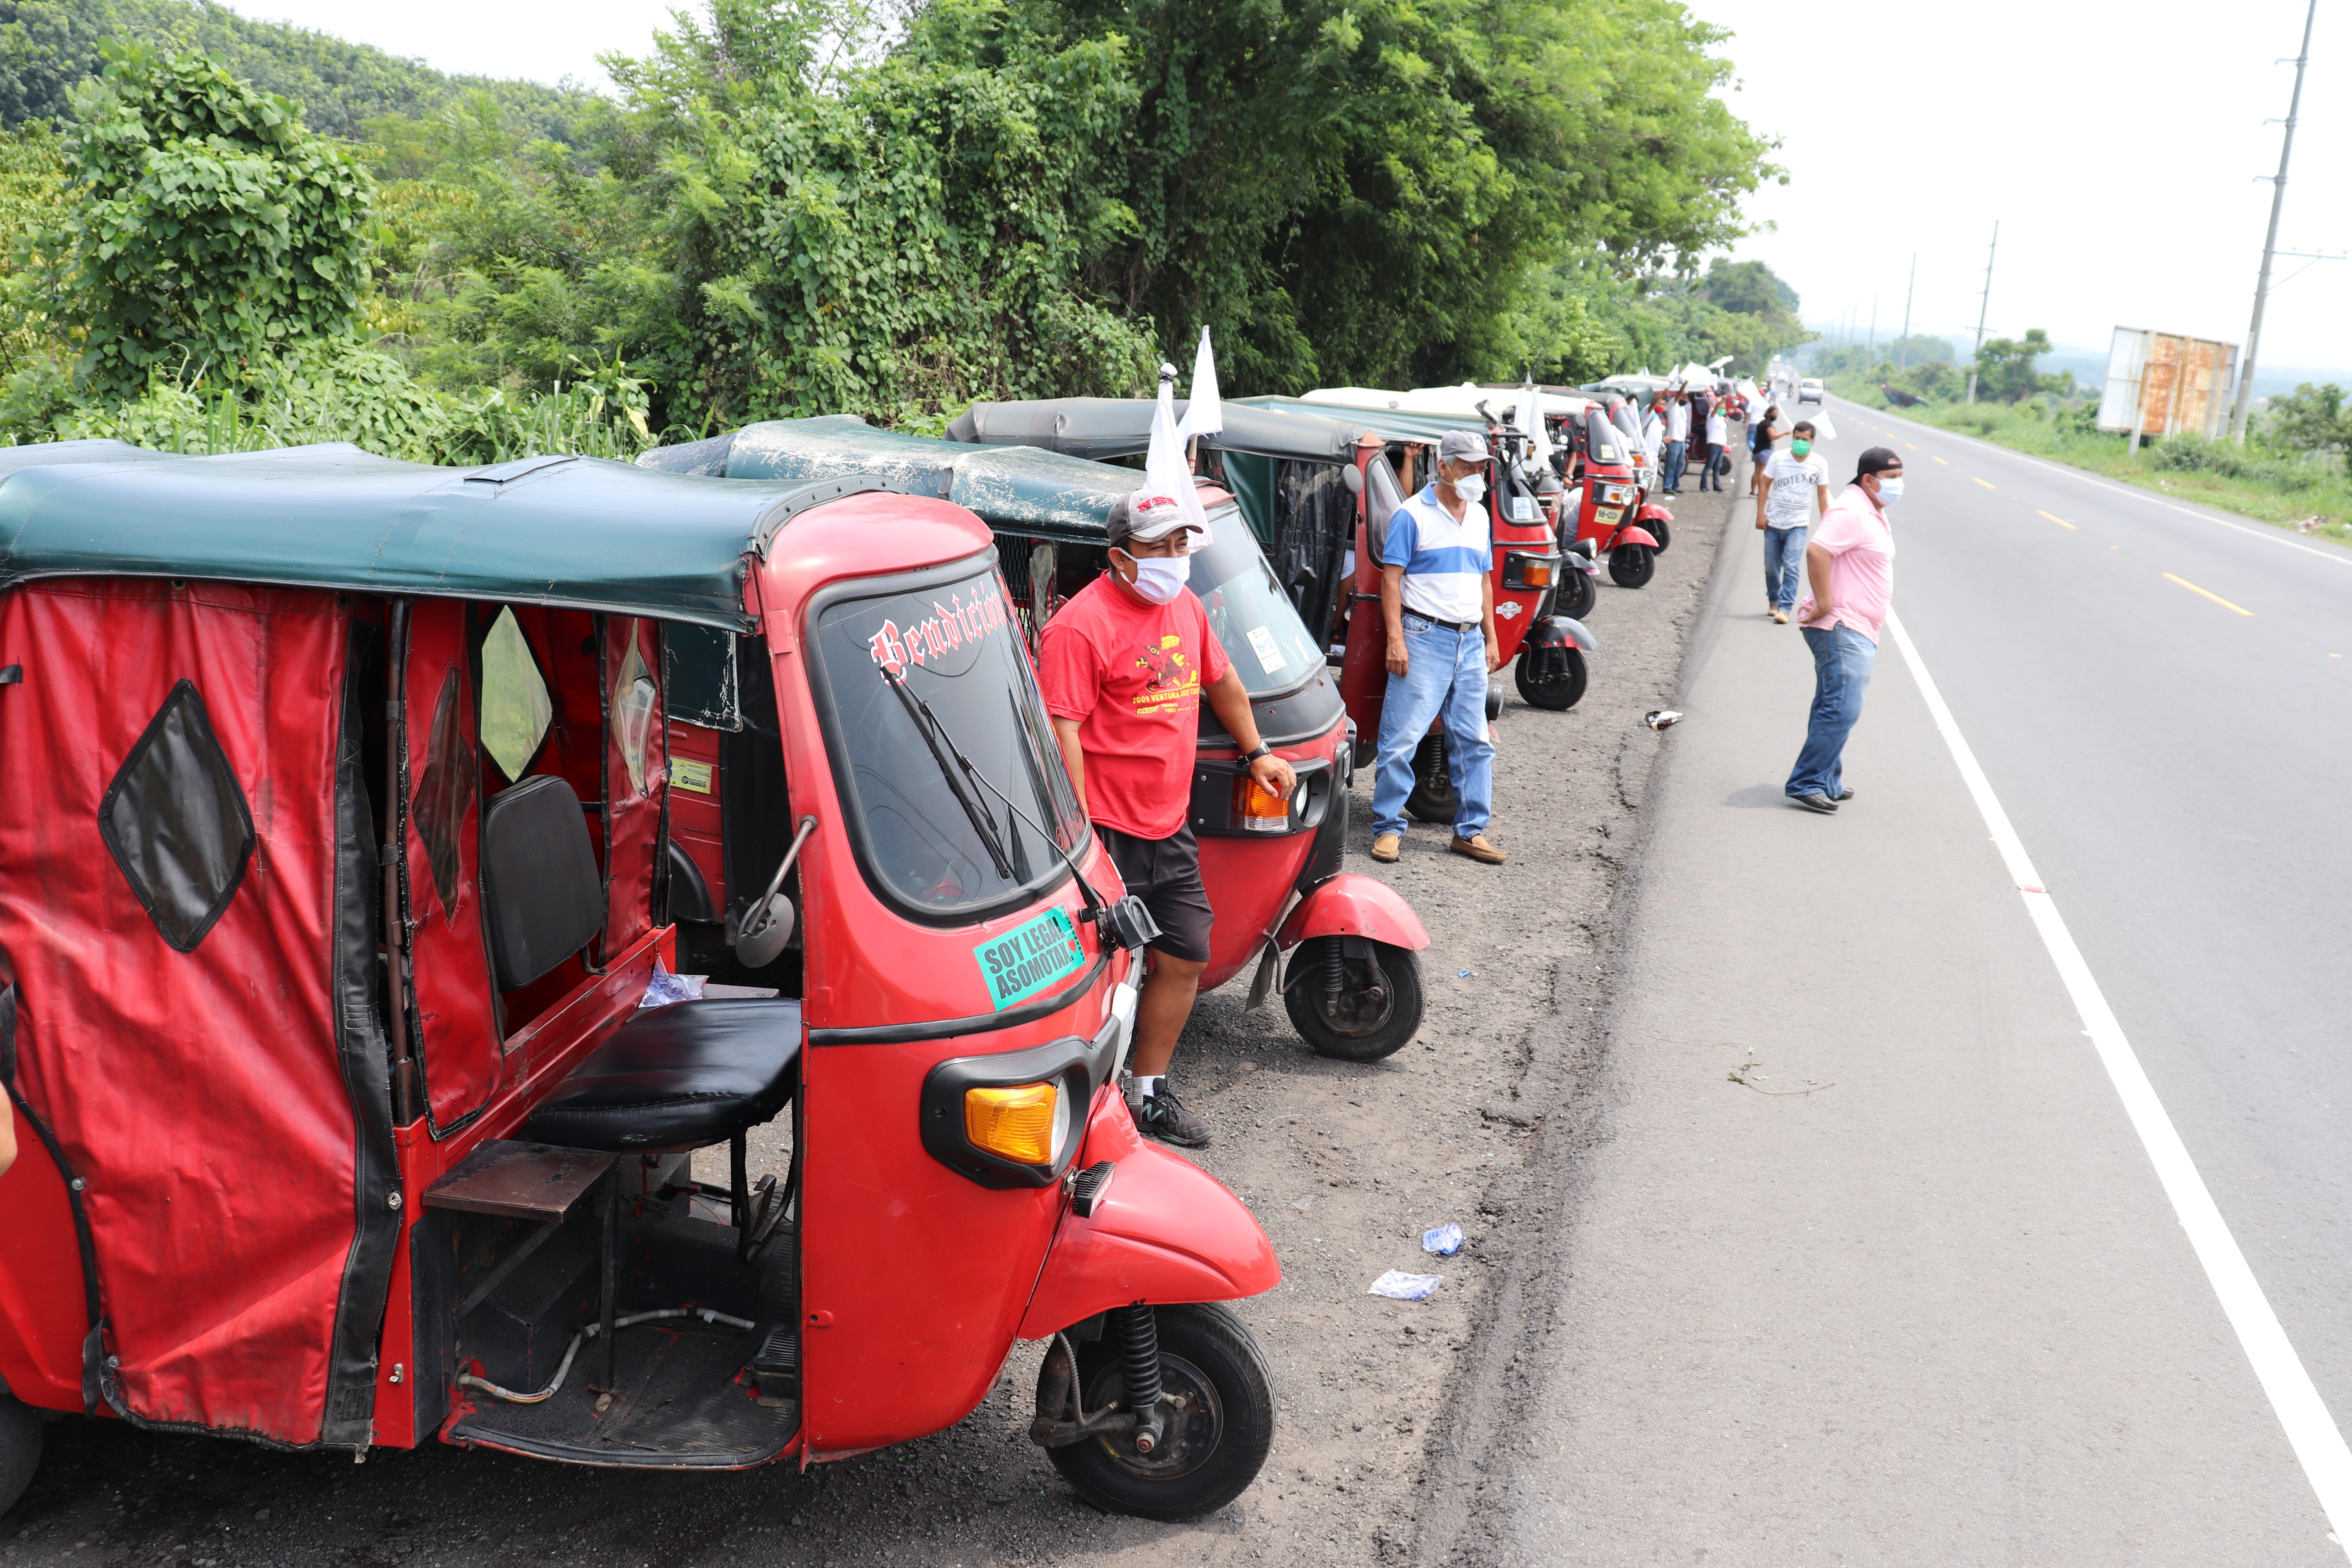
[{"xmin": 0, "ymin": 489, "xmax": 1734, "ymax": 1568}]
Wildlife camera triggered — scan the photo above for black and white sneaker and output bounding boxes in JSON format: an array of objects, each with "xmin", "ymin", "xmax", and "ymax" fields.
[{"xmin": 1134, "ymin": 1089, "xmax": 1211, "ymax": 1149}]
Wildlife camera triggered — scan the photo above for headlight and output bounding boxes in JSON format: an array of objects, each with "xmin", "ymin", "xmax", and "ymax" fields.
[{"xmin": 965, "ymin": 1082, "xmax": 1068, "ymax": 1166}]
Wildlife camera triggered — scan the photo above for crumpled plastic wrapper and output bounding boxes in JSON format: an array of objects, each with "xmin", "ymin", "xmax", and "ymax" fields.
[
  {"xmin": 639, "ymin": 967, "xmax": 708, "ymax": 1010},
  {"xmin": 1421, "ymin": 1222, "xmax": 1465, "ymax": 1257},
  {"xmin": 1367, "ymin": 1270, "xmax": 1446, "ymax": 1301}
]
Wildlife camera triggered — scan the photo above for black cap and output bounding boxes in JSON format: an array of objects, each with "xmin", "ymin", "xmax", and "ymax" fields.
[{"xmin": 1853, "ymin": 446, "xmax": 1902, "ymax": 484}]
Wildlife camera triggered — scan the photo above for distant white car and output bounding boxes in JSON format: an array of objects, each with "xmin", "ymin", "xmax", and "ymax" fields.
[{"xmin": 1798, "ymin": 378, "xmax": 1824, "ymax": 405}]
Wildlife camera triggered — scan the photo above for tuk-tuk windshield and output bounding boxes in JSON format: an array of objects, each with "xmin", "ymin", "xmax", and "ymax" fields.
[
  {"xmin": 813, "ymin": 561, "xmax": 1088, "ymax": 921},
  {"xmin": 1189, "ymin": 504, "xmax": 1325, "ymax": 696},
  {"xmin": 1585, "ymin": 411, "xmax": 1624, "ymax": 465},
  {"xmin": 1609, "ymin": 401, "xmax": 1643, "ymax": 442}
]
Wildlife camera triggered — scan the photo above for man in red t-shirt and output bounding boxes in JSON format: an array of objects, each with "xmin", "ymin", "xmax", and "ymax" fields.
[{"xmin": 1039, "ymin": 490, "xmax": 1297, "ymax": 1147}]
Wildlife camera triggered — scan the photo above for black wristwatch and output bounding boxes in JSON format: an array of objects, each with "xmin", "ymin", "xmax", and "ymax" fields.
[{"xmin": 1239, "ymin": 743, "xmax": 1272, "ymax": 765}]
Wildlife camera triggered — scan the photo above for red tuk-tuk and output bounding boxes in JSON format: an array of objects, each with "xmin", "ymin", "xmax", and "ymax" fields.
[
  {"xmin": 948, "ymin": 396, "xmax": 1595, "ymax": 728},
  {"xmin": 638, "ymin": 416, "xmax": 1430, "ymax": 1064},
  {"xmin": 0, "ymin": 439, "xmax": 1280, "ymax": 1522}
]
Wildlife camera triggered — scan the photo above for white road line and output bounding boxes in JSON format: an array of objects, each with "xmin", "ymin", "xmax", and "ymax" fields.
[
  {"xmin": 1828, "ymin": 396, "xmax": 2352, "ymax": 572},
  {"xmin": 1888, "ymin": 608, "xmax": 2352, "ymax": 1560}
]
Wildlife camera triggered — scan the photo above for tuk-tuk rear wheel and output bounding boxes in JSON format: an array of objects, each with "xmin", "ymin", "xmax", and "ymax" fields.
[
  {"xmin": 1284, "ymin": 939, "xmax": 1424, "ymax": 1062},
  {"xmin": 1404, "ymin": 734, "xmax": 1453, "ymax": 824},
  {"xmin": 1608, "ymin": 544, "xmax": 1656, "ymax": 589},
  {"xmin": 1044, "ymin": 1303, "xmax": 1275, "ymax": 1522},
  {"xmin": 0, "ymin": 1388, "xmax": 42, "ymax": 1518},
  {"xmin": 1648, "ymin": 516, "xmax": 1673, "ymax": 551}
]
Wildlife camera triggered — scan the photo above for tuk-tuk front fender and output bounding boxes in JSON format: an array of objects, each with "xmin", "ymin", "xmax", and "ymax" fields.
[
  {"xmin": 1610, "ymin": 525, "xmax": 1662, "ymax": 550},
  {"xmin": 1638, "ymin": 502, "xmax": 1673, "ymax": 525},
  {"xmin": 1018, "ymin": 1096, "xmax": 1279, "ymax": 1339},
  {"xmin": 1274, "ymin": 872, "xmax": 1430, "ymax": 953},
  {"xmin": 1523, "ymin": 614, "xmax": 1596, "ymax": 653}
]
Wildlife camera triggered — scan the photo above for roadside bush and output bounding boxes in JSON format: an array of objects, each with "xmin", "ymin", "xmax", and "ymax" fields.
[{"xmin": 2148, "ymin": 433, "xmax": 2329, "ymax": 492}]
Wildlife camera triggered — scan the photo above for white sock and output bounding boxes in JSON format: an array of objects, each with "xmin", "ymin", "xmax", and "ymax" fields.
[{"xmin": 1132, "ymin": 1074, "xmax": 1163, "ymax": 1102}]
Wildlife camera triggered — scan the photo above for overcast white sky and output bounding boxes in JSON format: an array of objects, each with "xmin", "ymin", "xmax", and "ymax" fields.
[{"xmin": 225, "ymin": 0, "xmax": 2348, "ymax": 382}]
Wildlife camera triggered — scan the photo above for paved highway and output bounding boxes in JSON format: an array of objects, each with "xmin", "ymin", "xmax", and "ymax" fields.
[{"xmin": 1470, "ymin": 399, "xmax": 2352, "ymax": 1565}]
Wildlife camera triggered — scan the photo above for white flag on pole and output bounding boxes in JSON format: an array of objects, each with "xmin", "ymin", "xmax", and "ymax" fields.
[
  {"xmin": 1146, "ymin": 365, "xmax": 1212, "ymax": 543},
  {"xmin": 1515, "ymin": 380, "xmax": 1552, "ymax": 466},
  {"xmin": 1179, "ymin": 327, "xmax": 1224, "ymax": 441}
]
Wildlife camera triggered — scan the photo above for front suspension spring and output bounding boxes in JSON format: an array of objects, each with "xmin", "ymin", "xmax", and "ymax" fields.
[
  {"xmin": 1322, "ymin": 934, "xmax": 1347, "ymax": 998},
  {"xmin": 1117, "ymin": 1303, "xmax": 1162, "ymax": 1416}
]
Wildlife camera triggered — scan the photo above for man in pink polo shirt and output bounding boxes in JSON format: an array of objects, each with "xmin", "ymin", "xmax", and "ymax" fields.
[{"xmin": 1786, "ymin": 446, "xmax": 1902, "ymax": 813}]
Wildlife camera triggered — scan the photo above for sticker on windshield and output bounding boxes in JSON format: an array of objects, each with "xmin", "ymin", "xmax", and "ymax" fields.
[
  {"xmin": 975, "ymin": 907, "xmax": 1086, "ymax": 1010},
  {"xmin": 866, "ymin": 582, "xmax": 1013, "ymax": 679},
  {"xmin": 1245, "ymin": 625, "xmax": 1288, "ymax": 675}
]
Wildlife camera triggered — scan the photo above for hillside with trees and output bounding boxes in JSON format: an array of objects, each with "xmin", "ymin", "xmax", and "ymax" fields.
[{"xmin": 0, "ymin": 0, "xmax": 1813, "ymax": 457}]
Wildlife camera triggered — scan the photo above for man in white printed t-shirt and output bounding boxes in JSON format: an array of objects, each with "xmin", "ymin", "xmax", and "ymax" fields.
[
  {"xmin": 1369, "ymin": 428, "xmax": 1505, "ymax": 866},
  {"xmin": 1754, "ymin": 418, "xmax": 1830, "ymax": 622}
]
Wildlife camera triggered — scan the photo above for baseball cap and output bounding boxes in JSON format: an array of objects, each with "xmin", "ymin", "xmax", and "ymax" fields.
[
  {"xmin": 1437, "ymin": 429, "xmax": 1490, "ymax": 465},
  {"xmin": 1105, "ymin": 489, "xmax": 1202, "ymax": 548},
  {"xmin": 1852, "ymin": 446, "xmax": 1902, "ymax": 483}
]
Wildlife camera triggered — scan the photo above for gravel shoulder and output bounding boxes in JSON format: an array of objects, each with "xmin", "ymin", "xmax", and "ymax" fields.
[{"xmin": 0, "ymin": 492, "xmax": 1734, "ymax": 1568}]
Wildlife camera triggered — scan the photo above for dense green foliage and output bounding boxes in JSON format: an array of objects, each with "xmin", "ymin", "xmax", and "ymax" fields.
[
  {"xmin": 2261, "ymin": 381, "xmax": 2350, "ymax": 477},
  {"xmin": 56, "ymin": 43, "xmax": 374, "ymax": 396},
  {"xmin": 0, "ymin": 0, "xmax": 591, "ymax": 138},
  {"xmin": 0, "ymin": 0, "xmax": 1799, "ymax": 455}
]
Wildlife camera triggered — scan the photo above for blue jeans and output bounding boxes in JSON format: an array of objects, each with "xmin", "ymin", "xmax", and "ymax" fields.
[
  {"xmin": 1762, "ymin": 524, "xmax": 1806, "ymax": 611},
  {"xmin": 1372, "ymin": 614, "xmax": 1494, "ymax": 838},
  {"xmin": 1787, "ymin": 625, "xmax": 1878, "ymax": 800},
  {"xmin": 1661, "ymin": 439, "xmax": 1688, "ymax": 492}
]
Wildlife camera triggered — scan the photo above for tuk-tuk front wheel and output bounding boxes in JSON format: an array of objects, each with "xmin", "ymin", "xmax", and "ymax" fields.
[
  {"xmin": 1284, "ymin": 937, "xmax": 1425, "ymax": 1062},
  {"xmin": 0, "ymin": 1387, "xmax": 42, "ymax": 1518},
  {"xmin": 1553, "ymin": 567, "xmax": 1597, "ymax": 621},
  {"xmin": 1514, "ymin": 646, "xmax": 1588, "ymax": 711},
  {"xmin": 1608, "ymin": 543, "xmax": 1655, "ymax": 588},
  {"xmin": 1044, "ymin": 1303, "xmax": 1276, "ymax": 1522}
]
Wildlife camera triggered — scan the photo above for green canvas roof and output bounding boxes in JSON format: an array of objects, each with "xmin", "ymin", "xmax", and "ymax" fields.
[
  {"xmin": 945, "ymin": 397, "xmax": 1365, "ymax": 466},
  {"xmin": 1232, "ymin": 396, "xmax": 1487, "ymax": 446},
  {"xmin": 0, "ymin": 440, "xmax": 825, "ymax": 630},
  {"xmin": 638, "ymin": 415, "xmax": 1206, "ymax": 541}
]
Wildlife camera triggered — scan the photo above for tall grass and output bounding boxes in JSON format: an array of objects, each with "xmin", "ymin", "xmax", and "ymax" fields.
[{"xmin": 1828, "ymin": 378, "xmax": 2351, "ymax": 545}]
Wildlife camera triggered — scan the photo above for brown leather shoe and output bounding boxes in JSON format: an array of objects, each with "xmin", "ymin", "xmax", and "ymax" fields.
[
  {"xmin": 1370, "ymin": 832, "xmax": 1402, "ymax": 863},
  {"xmin": 1449, "ymin": 833, "xmax": 1505, "ymax": 865}
]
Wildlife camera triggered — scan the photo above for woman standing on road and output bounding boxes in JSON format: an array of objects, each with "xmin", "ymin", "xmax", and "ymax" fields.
[
  {"xmin": 1786, "ymin": 446, "xmax": 1902, "ymax": 815},
  {"xmin": 1746, "ymin": 403, "xmax": 1782, "ymax": 497}
]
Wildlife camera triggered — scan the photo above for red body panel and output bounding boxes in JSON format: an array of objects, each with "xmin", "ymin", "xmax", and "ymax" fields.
[
  {"xmin": 401, "ymin": 601, "xmax": 502, "ymax": 1132},
  {"xmin": 1275, "ymin": 871, "xmax": 1431, "ymax": 952},
  {"xmin": 0, "ymin": 580, "xmax": 363, "ymax": 1442},
  {"xmin": 1191, "ymin": 719, "xmax": 1348, "ymax": 993},
  {"xmin": 665, "ymin": 720, "xmax": 727, "ymax": 907},
  {"xmin": 0, "ymin": 1099, "xmax": 89, "ymax": 1410},
  {"xmin": 1016, "ymin": 1091, "xmax": 1279, "ymax": 1340}
]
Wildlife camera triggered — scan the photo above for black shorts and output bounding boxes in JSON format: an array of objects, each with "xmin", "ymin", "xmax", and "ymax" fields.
[{"xmin": 1095, "ymin": 822, "xmax": 1214, "ymax": 964}]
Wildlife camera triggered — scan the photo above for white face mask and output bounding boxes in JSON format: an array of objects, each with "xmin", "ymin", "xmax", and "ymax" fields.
[
  {"xmin": 1449, "ymin": 472, "xmax": 1487, "ymax": 503},
  {"xmin": 1120, "ymin": 551, "xmax": 1190, "ymax": 605}
]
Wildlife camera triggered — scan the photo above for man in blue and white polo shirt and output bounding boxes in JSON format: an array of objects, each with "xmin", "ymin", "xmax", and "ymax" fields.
[{"xmin": 1369, "ymin": 427, "xmax": 1505, "ymax": 866}]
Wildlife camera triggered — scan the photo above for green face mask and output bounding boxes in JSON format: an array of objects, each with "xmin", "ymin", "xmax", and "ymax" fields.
[{"xmin": 1790, "ymin": 439, "xmax": 1813, "ymax": 457}]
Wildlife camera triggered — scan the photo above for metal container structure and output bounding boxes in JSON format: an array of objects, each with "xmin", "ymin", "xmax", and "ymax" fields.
[{"xmin": 2098, "ymin": 328, "xmax": 2239, "ymax": 444}]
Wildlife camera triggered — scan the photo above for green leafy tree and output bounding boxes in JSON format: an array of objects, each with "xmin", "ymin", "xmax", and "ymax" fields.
[
  {"xmin": 2260, "ymin": 381, "xmax": 2350, "ymax": 476},
  {"xmin": 55, "ymin": 41, "xmax": 374, "ymax": 397},
  {"xmin": 1885, "ymin": 332, "xmax": 1953, "ymax": 367},
  {"xmin": 1971, "ymin": 327, "xmax": 2055, "ymax": 404}
]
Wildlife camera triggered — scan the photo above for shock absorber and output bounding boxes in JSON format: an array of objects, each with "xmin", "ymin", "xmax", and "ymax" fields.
[
  {"xmin": 1118, "ymin": 1303, "xmax": 1165, "ymax": 1454},
  {"xmin": 1322, "ymin": 933, "xmax": 1347, "ymax": 1009}
]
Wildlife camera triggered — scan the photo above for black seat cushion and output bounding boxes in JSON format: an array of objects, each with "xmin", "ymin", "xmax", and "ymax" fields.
[
  {"xmin": 481, "ymin": 774, "xmax": 606, "ymax": 991},
  {"xmin": 526, "ymin": 999, "xmax": 802, "ymax": 1151}
]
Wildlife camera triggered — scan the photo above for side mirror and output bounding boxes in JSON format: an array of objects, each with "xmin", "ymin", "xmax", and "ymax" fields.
[
  {"xmin": 1341, "ymin": 463, "xmax": 1364, "ymax": 495},
  {"xmin": 734, "ymin": 815, "xmax": 817, "ymax": 968}
]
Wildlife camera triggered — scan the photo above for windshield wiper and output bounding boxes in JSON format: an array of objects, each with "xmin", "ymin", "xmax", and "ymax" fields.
[{"xmin": 878, "ymin": 664, "xmax": 1022, "ymax": 882}]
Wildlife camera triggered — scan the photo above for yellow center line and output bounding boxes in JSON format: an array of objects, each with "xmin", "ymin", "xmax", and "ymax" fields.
[
  {"xmin": 1904, "ymin": 442, "xmax": 1918, "ymax": 450},
  {"xmin": 2037, "ymin": 509, "xmax": 2077, "ymax": 530},
  {"xmin": 1972, "ymin": 477, "xmax": 1996, "ymax": 489},
  {"xmin": 2163, "ymin": 573, "xmax": 2253, "ymax": 616},
  {"xmin": 1933, "ymin": 456, "xmax": 1950, "ymax": 465}
]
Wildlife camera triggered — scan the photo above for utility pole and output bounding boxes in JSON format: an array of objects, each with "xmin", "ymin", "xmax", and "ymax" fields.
[
  {"xmin": 1965, "ymin": 220, "xmax": 2000, "ymax": 404},
  {"xmin": 2229, "ymin": 0, "xmax": 2319, "ymax": 443},
  {"xmin": 1868, "ymin": 296, "xmax": 1878, "ymax": 363},
  {"xmin": 1898, "ymin": 256, "xmax": 1916, "ymax": 369}
]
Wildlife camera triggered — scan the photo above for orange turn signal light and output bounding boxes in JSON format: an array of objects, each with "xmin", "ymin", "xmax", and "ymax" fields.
[
  {"xmin": 965, "ymin": 1083, "xmax": 1058, "ymax": 1165},
  {"xmin": 1522, "ymin": 562, "xmax": 1553, "ymax": 587},
  {"xmin": 1231, "ymin": 773, "xmax": 1289, "ymax": 832}
]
